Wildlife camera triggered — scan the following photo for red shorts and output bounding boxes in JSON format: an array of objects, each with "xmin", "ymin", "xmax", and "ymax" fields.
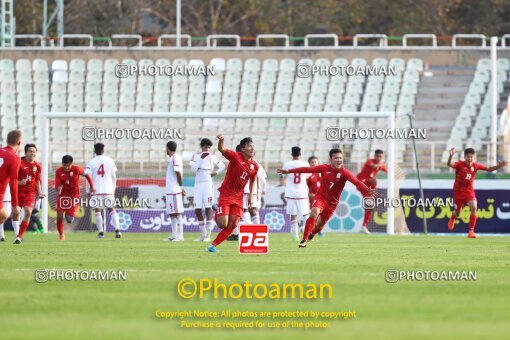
[
  {"xmin": 311, "ymin": 197, "xmax": 336, "ymax": 224},
  {"xmin": 216, "ymin": 196, "xmax": 243, "ymax": 219},
  {"xmin": 56, "ymin": 195, "xmax": 79, "ymax": 217},
  {"xmin": 453, "ymin": 192, "xmax": 476, "ymax": 212},
  {"xmin": 18, "ymin": 193, "xmax": 36, "ymax": 208}
]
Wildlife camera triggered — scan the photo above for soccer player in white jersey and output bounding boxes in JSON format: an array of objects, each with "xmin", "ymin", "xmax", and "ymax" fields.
[
  {"xmin": 0, "ymin": 183, "xmax": 12, "ymax": 241},
  {"xmin": 85, "ymin": 143, "xmax": 121, "ymax": 239},
  {"xmin": 228, "ymin": 146, "xmax": 267, "ymax": 241},
  {"xmin": 190, "ymin": 138, "xmax": 225, "ymax": 242},
  {"xmin": 282, "ymin": 146, "xmax": 310, "ymax": 241},
  {"xmin": 165, "ymin": 141, "xmax": 185, "ymax": 242}
]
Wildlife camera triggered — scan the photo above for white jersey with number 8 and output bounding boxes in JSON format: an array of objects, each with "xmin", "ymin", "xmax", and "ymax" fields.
[
  {"xmin": 282, "ymin": 160, "xmax": 310, "ymax": 199},
  {"xmin": 85, "ymin": 155, "xmax": 117, "ymax": 194}
]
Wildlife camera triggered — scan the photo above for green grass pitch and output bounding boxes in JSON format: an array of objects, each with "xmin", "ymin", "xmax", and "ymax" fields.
[{"xmin": 0, "ymin": 232, "xmax": 509, "ymax": 339}]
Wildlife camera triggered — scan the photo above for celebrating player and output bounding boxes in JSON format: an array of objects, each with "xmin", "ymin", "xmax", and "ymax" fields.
[
  {"xmin": 0, "ymin": 131, "xmax": 22, "ymax": 241},
  {"xmin": 165, "ymin": 141, "xmax": 185, "ymax": 242},
  {"xmin": 357, "ymin": 149, "xmax": 387, "ymax": 234},
  {"xmin": 277, "ymin": 149, "xmax": 374, "ymax": 248},
  {"xmin": 13, "ymin": 144, "xmax": 45, "ymax": 244},
  {"xmin": 55, "ymin": 155, "xmax": 95, "ymax": 240},
  {"xmin": 207, "ymin": 135, "xmax": 258, "ymax": 253},
  {"xmin": 85, "ymin": 143, "xmax": 121, "ymax": 239},
  {"xmin": 447, "ymin": 148, "xmax": 508, "ymax": 238},
  {"xmin": 190, "ymin": 138, "xmax": 225, "ymax": 242},
  {"xmin": 306, "ymin": 156, "xmax": 321, "ymax": 236},
  {"xmin": 282, "ymin": 147, "xmax": 310, "ymax": 241}
]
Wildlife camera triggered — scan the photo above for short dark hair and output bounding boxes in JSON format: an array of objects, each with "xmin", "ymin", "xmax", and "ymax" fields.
[
  {"xmin": 235, "ymin": 144, "xmax": 242, "ymax": 152},
  {"xmin": 464, "ymin": 148, "xmax": 475, "ymax": 156},
  {"xmin": 166, "ymin": 141, "xmax": 177, "ymax": 152},
  {"xmin": 200, "ymin": 138, "xmax": 213, "ymax": 147},
  {"xmin": 94, "ymin": 143, "xmax": 105, "ymax": 155},
  {"xmin": 308, "ymin": 156, "xmax": 318, "ymax": 163},
  {"xmin": 375, "ymin": 149, "xmax": 384, "ymax": 155},
  {"xmin": 6, "ymin": 130, "xmax": 21, "ymax": 145},
  {"xmin": 291, "ymin": 146, "xmax": 301, "ymax": 157},
  {"xmin": 329, "ymin": 148, "xmax": 342, "ymax": 158},
  {"xmin": 62, "ymin": 155, "xmax": 73, "ymax": 164},
  {"xmin": 239, "ymin": 137, "xmax": 253, "ymax": 149},
  {"xmin": 24, "ymin": 143, "xmax": 37, "ymax": 153}
]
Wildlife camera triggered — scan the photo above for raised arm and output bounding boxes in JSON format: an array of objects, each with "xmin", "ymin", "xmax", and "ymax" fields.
[
  {"xmin": 277, "ymin": 165, "xmax": 324, "ymax": 174},
  {"xmin": 484, "ymin": 160, "xmax": 508, "ymax": 172},
  {"xmin": 217, "ymin": 134, "xmax": 226, "ymax": 155},
  {"xmin": 344, "ymin": 170, "xmax": 373, "ymax": 197},
  {"xmin": 83, "ymin": 173, "xmax": 95, "ymax": 193},
  {"xmin": 447, "ymin": 148, "xmax": 456, "ymax": 169}
]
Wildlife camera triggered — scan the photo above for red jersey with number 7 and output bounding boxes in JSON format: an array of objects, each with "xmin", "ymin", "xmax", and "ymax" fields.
[
  {"xmin": 218, "ymin": 149, "xmax": 258, "ymax": 203},
  {"xmin": 452, "ymin": 161, "xmax": 488, "ymax": 195},
  {"xmin": 0, "ymin": 146, "xmax": 21, "ymax": 207},
  {"xmin": 287, "ymin": 164, "xmax": 370, "ymax": 206}
]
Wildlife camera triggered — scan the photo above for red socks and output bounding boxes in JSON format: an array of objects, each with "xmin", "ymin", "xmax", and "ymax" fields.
[
  {"xmin": 469, "ymin": 214, "xmax": 477, "ymax": 231},
  {"xmin": 303, "ymin": 216, "xmax": 317, "ymax": 241},
  {"xmin": 212, "ymin": 227, "xmax": 233, "ymax": 246},
  {"xmin": 57, "ymin": 219, "xmax": 64, "ymax": 236},
  {"xmin": 363, "ymin": 210, "xmax": 372, "ymax": 227},
  {"xmin": 17, "ymin": 220, "xmax": 29, "ymax": 238}
]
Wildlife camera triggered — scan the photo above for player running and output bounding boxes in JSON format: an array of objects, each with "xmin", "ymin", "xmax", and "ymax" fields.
[
  {"xmin": 357, "ymin": 149, "xmax": 387, "ymax": 235},
  {"xmin": 85, "ymin": 143, "xmax": 121, "ymax": 239},
  {"xmin": 277, "ymin": 148, "xmax": 374, "ymax": 248},
  {"xmin": 282, "ymin": 147, "xmax": 310, "ymax": 241},
  {"xmin": 447, "ymin": 148, "xmax": 507, "ymax": 238},
  {"xmin": 164, "ymin": 141, "xmax": 185, "ymax": 242},
  {"xmin": 14, "ymin": 144, "xmax": 45, "ymax": 244},
  {"xmin": 55, "ymin": 155, "xmax": 95, "ymax": 240},
  {"xmin": 0, "ymin": 131, "xmax": 22, "ymax": 241},
  {"xmin": 306, "ymin": 156, "xmax": 321, "ymax": 236},
  {"xmin": 190, "ymin": 138, "xmax": 225, "ymax": 242},
  {"xmin": 207, "ymin": 135, "xmax": 258, "ymax": 253}
]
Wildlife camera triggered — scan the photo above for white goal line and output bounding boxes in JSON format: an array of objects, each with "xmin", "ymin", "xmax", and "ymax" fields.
[{"xmin": 41, "ymin": 111, "xmax": 396, "ymax": 234}]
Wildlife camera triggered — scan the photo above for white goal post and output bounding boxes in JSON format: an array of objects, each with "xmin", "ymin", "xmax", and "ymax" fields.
[{"xmin": 41, "ymin": 111, "xmax": 396, "ymax": 234}]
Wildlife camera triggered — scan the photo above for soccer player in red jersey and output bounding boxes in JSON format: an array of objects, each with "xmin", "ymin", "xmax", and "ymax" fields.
[
  {"xmin": 14, "ymin": 144, "xmax": 45, "ymax": 244},
  {"xmin": 55, "ymin": 155, "xmax": 95, "ymax": 240},
  {"xmin": 357, "ymin": 149, "xmax": 387, "ymax": 234},
  {"xmin": 0, "ymin": 131, "xmax": 22, "ymax": 237},
  {"xmin": 447, "ymin": 148, "xmax": 507, "ymax": 238},
  {"xmin": 207, "ymin": 135, "xmax": 258, "ymax": 253},
  {"xmin": 306, "ymin": 156, "xmax": 321, "ymax": 236},
  {"xmin": 278, "ymin": 149, "xmax": 375, "ymax": 248}
]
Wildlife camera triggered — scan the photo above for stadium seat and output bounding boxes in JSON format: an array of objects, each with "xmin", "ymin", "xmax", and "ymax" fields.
[
  {"xmin": 226, "ymin": 58, "xmax": 242, "ymax": 72},
  {"xmin": 210, "ymin": 58, "xmax": 226, "ymax": 72},
  {"xmin": 15, "ymin": 59, "xmax": 31, "ymax": 71}
]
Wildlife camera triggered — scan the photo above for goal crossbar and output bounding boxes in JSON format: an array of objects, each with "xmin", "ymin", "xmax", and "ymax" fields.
[{"xmin": 41, "ymin": 111, "xmax": 396, "ymax": 234}]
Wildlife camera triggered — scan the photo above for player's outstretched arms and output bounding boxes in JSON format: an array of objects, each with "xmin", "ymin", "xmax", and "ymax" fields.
[
  {"xmin": 486, "ymin": 160, "xmax": 509, "ymax": 172},
  {"xmin": 276, "ymin": 168, "xmax": 288, "ymax": 174},
  {"xmin": 278, "ymin": 166, "xmax": 322, "ymax": 174},
  {"xmin": 447, "ymin": 148, "xmax": 456, "ymax": 168},
  {"xmin": 217, "ymin": 134, "xmax": 226, "ymax": 154}
]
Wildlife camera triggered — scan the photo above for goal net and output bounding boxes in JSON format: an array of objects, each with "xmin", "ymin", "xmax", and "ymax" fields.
[{"xmin": 40, "ymin": 112, "xmax": 406, "ymax": 235}]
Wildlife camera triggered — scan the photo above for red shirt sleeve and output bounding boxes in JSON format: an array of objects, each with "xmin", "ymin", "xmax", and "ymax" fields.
[
  {"xmin": 36, "ymin": 163, "xmax": 42, "ymax": 182},
  {"xmin": 77, "ymin": 166, "xmax": 85, "ymax": 176},
  {"xmin": 288, "ymin": 164, "xmax": 327, "ymax": 174},
  {"xmin": 475, "ymin": 163, "xmax": 489, "ymax": 171},
  {"xmin": 222, "ymin": 149, "xmax": 236, "ymax": 162},
  {"xmin": 250, "ymin": 163, "xmax": 259, "ymax": 181},
  {"xmin": 343, "ymin": 168, "xmax": 370, "ymax": 196},
  {"xmin": 380, "ymin": 164, "xmax": 388, "ymax": 172},
  {"xmin": 55, "ymin": 169, "xmax": 62, "ymax": 188},
  {"xmin": 452, "ymin": 161, "xmax": 461, "ymax": 169},
  {"xmin": 9, "ymin": 156, "xmax": 20, "ymax": 207}
]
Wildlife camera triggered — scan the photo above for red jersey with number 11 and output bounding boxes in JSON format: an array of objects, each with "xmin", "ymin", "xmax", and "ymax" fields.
[{"xmin": 218, "ymin": 149, "xmax": 258, "ymax": 202}]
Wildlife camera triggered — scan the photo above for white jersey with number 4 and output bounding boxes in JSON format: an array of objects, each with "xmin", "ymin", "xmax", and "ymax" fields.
[
  {"xmin": 85, "ymin": 155, "xmax": 117, "ymax": 194},
  {"xmin": 283, "ymin": 160, "xmax": 310, "ymax": 199},
  {"xmin": 166, "ymin": 154, "xmax": 183, "ymax": 194}
]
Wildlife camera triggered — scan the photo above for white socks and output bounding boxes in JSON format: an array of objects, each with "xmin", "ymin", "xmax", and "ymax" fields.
[
  {"xmin": 251, "ymin": 214, "xmax": 260, "ymax": 224},
  {"xmin": 199, "ymin": 220, "xmax": 206, "ymax": 238},
  {"xmin": 0, "ymin": 224, "xmax": 4, "ymax": 239},
  {"xmin": 12, "ymin": 220, "xmax": 20, "ymax": 236},
  {"xmin": 291, "ymin": 220, "xmax": 299, "ymax": 239},
  {"xmin": 242, "ymin": 211, "xmax": 251, "ymax": 224},
  {"xmin": 95, "ymin": 212, "xmax": 103, "ymax": 232},
  {"xmin": 110, "ymin": 210, "xmax": 120, "ymax": 231},
  {"xmin": 206, "ymin": 220, "xmax": 214, "ymax": 238},
  {"xmin": 177, "ymin": 215, "xmax": 183, "ymax": 240}
]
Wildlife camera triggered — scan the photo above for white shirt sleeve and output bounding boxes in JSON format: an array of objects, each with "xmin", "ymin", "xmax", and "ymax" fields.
[
  {"xmin": 174, "ymin": 154, "xmax": 183, "ymax": 174},
  {"xmin": 215, "ymin": 156, "xmax": 226, "ymax": 174},
  {"xmin": 190, "ymin": 153, "xmax": 200, "ymax": 173}
]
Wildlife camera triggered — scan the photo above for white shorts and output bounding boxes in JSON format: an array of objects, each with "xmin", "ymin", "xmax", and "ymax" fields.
[
  {"xmin": 3, "ymin": 202, "xmax": 12, "ymax": 217},
  {"xmin": 286, "ymin": 198, "xmax": 310, "ymax": 217},
  {"xmin": 90, "ymin": 194, "xmax": 116, "ymax": 209},
  {"xmin": 243, "ymin": 193, "xmax": 261, "ymax": 209},
  {"xmin": 194, "ymin": 182, "xmax": 214, "ymax": 209},
  {"xmin": 166, "ymin": 193, "xmax": 184, "ymax": 214}
]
